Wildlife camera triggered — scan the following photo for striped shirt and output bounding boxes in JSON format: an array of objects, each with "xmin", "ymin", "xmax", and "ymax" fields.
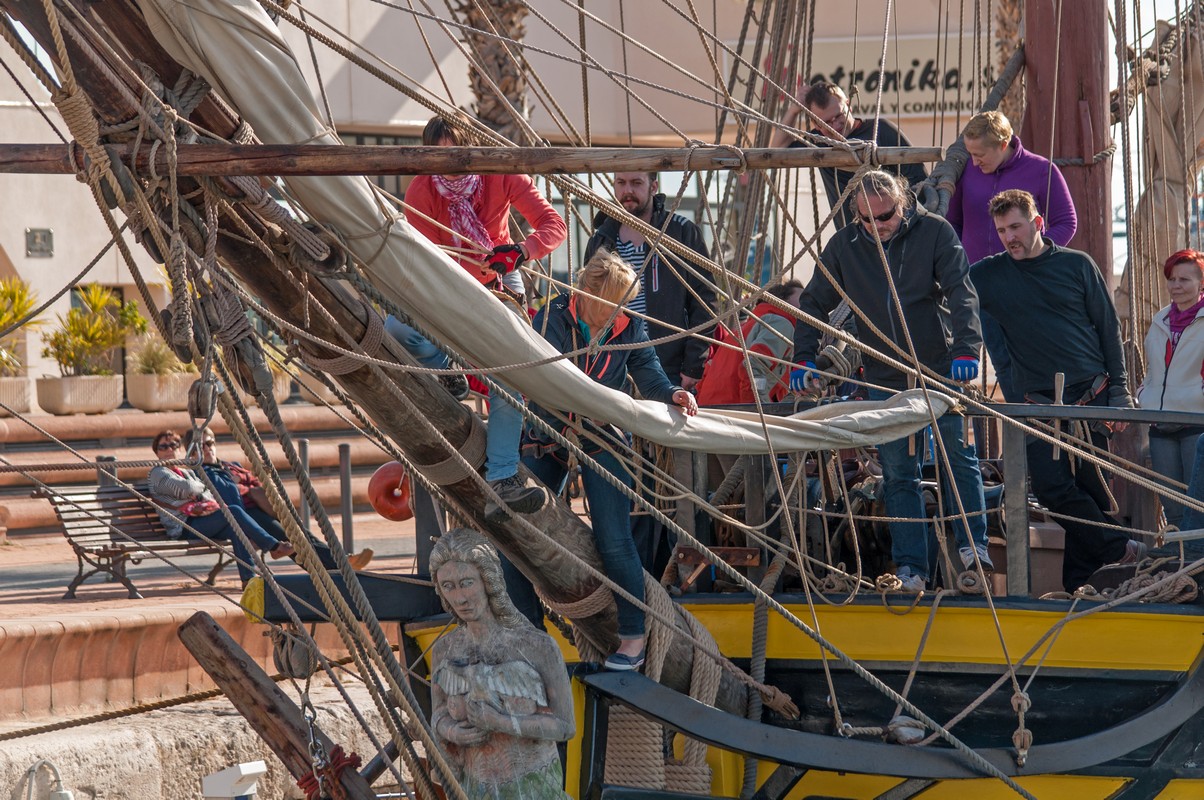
[{"xmin": 613, "ymin": 238, "xmax": 648, "ymax": 317}]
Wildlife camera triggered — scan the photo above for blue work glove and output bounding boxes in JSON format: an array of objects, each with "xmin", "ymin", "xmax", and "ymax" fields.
[
  {"xmin": 789, "ymin": 361, "xmax": 820, "ymax": 392},
  {"xmin": 950, "ymin": 356, "xmax": 979, "ymax": 383}
]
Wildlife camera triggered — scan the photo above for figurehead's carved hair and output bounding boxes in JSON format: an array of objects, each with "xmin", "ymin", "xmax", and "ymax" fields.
[
  {"xmin": 430, "ymin": 528, "xmax": 532, "ymax": 629},
  {"xmin": 962, "ymin": 111, "xmax": 1013, "ymax": 147},
  {"xmin": 988, "ymin": 189, "xmax": 1039, "ymax": 220}
]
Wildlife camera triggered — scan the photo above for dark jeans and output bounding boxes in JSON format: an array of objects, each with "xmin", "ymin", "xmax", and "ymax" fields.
[
  {"xmin": 183, "ymin": 504, "xmax": 280, "ymax": 584},
  {"xmin": 1026, "ymin": 390, "xmax": 1130, "ymax": 590},
  {"xmin": 502, "ymin": 443, "xmax": 646, "ymax": 639},
  {"xmin": 982, "ymin": 312, "xmax": 1021, "ymax": 403},
  {"xmin": 868, "ymin": 389, "xmax": 988, "ymax": 580},
  {"xmin": 1179, "ymin": 434, "xmax": 1204, "ymax": 532},
  {"xmin": 202, "ymin": 464, "xmax": 340, "ymax": 571}
]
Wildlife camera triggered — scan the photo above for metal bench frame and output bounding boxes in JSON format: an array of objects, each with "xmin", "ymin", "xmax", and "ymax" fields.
[{"xmin": 33, "ymin": 483, "xmax": 231, "ymax": 599}]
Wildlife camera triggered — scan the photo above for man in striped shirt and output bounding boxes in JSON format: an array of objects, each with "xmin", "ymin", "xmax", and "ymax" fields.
[{"xmin": 583, "ymin": 172, "xmax": 716, "ymax": 390}]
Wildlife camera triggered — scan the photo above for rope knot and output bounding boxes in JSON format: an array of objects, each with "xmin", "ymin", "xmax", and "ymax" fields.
[{"xmin": 1010, "ymin": 691, "xmax": 1031, "ymax": 714}]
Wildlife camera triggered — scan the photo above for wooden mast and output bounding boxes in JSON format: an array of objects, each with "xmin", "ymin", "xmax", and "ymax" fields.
[
  {"xmin": 1020, "ymin": 0, "xmax": 1113, "ymax": 280},
  {"xmin": 0, "ymin": 142, "xmax": 941, "ymax": 176}
]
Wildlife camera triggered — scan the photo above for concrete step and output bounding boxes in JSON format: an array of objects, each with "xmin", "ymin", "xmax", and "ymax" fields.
[{"xmin": 0, "ymin": 405, "xmax": 408, "ymax": 538}]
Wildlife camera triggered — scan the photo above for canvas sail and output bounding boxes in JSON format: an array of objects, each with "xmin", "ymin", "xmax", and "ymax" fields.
[{"xmin": 138, "ymin": 0, "xmax": 956, "ymax": 455}]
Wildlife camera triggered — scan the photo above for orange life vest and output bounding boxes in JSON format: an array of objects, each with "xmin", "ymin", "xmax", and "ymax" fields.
[{"xmin": 695, "ymin": 302, "xmax": 794, "ymax": 406}]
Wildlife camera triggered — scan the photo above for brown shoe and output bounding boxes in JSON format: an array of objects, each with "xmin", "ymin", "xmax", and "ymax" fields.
[
  {"xmin": 347, "ymin": 548, "xmax": 375, "ymax": 571},
  {"xmin": 271, "ymin": 542, "xmax": 296, "ymax": 559}
]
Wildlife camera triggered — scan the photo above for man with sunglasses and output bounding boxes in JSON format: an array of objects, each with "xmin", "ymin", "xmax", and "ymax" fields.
[
  {"xmin": 790, "ymin": 170, "xmax": 990, "ymax": 593},
  {"xmin": 773, "ymin": 81, "xmax": 928, "ymax": 229}
]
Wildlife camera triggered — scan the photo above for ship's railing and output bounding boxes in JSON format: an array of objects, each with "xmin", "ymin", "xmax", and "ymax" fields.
[{"xmin": 686, "ymin": 400, "xmax": 1204, "ymax": 598}]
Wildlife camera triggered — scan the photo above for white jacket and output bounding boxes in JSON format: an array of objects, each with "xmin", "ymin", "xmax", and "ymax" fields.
[{"xmin": 1137, "ymin": 304, "xmax": 1204, "ymax": 414}]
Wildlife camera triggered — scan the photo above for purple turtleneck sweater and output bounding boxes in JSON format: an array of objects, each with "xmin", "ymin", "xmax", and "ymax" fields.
[{"xmin": 947, "ymin": 135, "xmax": 1078, "ymax": 264}]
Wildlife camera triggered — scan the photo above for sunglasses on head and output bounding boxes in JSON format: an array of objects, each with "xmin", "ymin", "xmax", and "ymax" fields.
[
  {"xmin": 157, "ymin": 441, "xmax": 181, "ymax": 450},
  {"xmin": 859, "ymin": 207, "xmax": 898, "ymax": 224}
]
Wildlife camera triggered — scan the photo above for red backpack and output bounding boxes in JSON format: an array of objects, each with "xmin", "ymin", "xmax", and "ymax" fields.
[{"xmin": 695, "ymin": 303, "xmax": 793, "ymax": 406}]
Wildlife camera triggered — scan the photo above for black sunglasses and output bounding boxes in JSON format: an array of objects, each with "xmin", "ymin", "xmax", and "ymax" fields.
[
  {"xmin": 157, "ymin": 441, "xmax": 181, "ymax": 450},
  {"xmin": 859, "ymin": 207, "xmax": 898, "ymax": 224}
]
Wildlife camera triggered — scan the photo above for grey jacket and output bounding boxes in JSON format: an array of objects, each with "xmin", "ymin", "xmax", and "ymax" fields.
[
  {"xmin": 148, "ymin": 463, "xmax": 213, "ymax": 538},
  {"xmin": 794, "ymin": 201, "xmax": 982, "ymax": 390}
]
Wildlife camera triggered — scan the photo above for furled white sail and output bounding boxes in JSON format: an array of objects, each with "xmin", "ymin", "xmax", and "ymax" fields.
[{"xmin": 139, "ymin": 0, "xmax": 956, "ymax": 454}]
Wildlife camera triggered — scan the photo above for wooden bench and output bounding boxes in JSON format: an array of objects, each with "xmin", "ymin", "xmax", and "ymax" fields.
[{"xmin": 33, "ymin": 483, "xmax": 232, "ymax": 599}]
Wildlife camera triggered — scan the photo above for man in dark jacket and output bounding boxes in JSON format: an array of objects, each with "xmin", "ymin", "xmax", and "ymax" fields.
[
  {"xmin": 774, "ymin": 81, "xmax": 928, "ymax": 229},
  {"xmin": 792, "ymin": 169, "xmax": 991, "ymax": 592},
  {"xmin": 583, "ymin": 172, "xmax": 716, "ymax": 389},
  {"xmin": 973, "ymin": 189, "xmax": 1141, "ymax": 591}
]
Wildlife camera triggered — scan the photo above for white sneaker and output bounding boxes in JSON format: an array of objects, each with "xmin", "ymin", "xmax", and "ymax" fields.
[
  {"xmin": 959, "ymin": 544, "xmax": 995, "ymax": 573},
  {"xmin": 896, "ymin": 566, "xmax": 926, "ymax": 593}
]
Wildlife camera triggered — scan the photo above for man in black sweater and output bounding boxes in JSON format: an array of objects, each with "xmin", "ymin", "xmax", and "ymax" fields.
[
  {"xmin": 773, "ymin": 81, "xmax": 928, "ymax": 229},
  {"xmin": 971, "ymin": 189, "xmax": 1141, "ymax": 591}
]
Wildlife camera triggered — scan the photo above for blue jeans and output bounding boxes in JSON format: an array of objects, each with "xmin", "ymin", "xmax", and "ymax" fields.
[
  {"xmin": 1150, "ymin": 430, "xmax": 1202, "ymax": 529},
  {"xmin": 184, "ymin": 504, "xmax": 280, "ymax": 584},
  {"xmin": 385, "ymin": 315, "xmax": 522, "ymax": 481},
  {"xmin": 503, "ymin": 442, "xmax": 646, "ymax": 639},
  {"xmin": 1180, "ymin": 434, "xmax": 1204, "ymax": 532},
  {"xmin": 981, "ymin": 312, "xmax": 1021, "ymax": 403},
  {"xmin": 869, "ymin": 389, "xmax": 988, "ymax": 580}
]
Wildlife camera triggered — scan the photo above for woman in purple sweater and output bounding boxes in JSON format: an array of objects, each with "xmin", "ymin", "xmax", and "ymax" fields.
[{"xmin": 948, "ymin": 111, "xmax": 1077, "ymax": 402}]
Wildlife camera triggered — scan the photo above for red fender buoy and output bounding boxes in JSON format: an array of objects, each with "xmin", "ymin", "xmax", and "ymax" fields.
[{"xmin": 368, "ymin": 461, "xmax": 413, "ymax": 521}]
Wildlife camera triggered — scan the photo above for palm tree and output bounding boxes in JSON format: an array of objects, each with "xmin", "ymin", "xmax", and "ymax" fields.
[{"xmin": 451, "ymin": 0, "xmax": 529, "ymax": 143}]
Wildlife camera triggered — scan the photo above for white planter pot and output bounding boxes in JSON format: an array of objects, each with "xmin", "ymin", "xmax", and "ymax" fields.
[
  {"xmin": 0, "ymin": 376, "xmax": 31, "ymax": 417},
  {"xmin": 232, "ymin": 373, "xmax": 294, "ymax": 407},
  {"xmin": 36, "ymin": 375, "xmax": 124, "ymax": 415},
  {"xmin": 295, "ymin": 371, "xmax": 340, "ymax": 406},
  {"xmin": 127, "ymin": 372, "xmax": 197, "ymax": 413}
]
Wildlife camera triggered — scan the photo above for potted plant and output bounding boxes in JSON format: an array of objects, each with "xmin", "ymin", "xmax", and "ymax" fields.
[
  {"xmin": 37, "ymin": 284, "xmax": 148, "ymax": 415},
  {"xmin": 0, "ymin": 276, "xmax": 41, "ymax": 417},
  {"xmin": 126, "ymin": 336, "xmax": 199, "ymax": 412}
]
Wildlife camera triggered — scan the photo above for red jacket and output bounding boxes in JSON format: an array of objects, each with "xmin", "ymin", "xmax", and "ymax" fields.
[
  {"xmin": 695, "ymin": 302, "xmax": 794, "ymax": 406},
  {"xmin": 404, "ymin": 173, "xmax": 566, "ymax": 285}
]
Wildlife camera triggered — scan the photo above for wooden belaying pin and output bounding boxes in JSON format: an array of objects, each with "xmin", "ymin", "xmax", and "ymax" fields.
[{"xmin": 1052, "ymin": 372, "xmax": 1065, "ymax": 461}]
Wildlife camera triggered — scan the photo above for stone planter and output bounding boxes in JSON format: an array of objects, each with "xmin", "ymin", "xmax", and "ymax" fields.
[
  {"xmin": 0, "ymin": 376, "xmax": 31, "ymax": 417},
  {"xmin": 127, "ymin": 372, "xmax": 197, "ymax": 413},
  {"xmin": 234, "ymin": 373, "xmax": 294, "ymax": 407},
  {"xmin": 295, "ymin": 371, "xmax": 340, "ymax": 406},
  {"xmin": 35, "ymin": 374, "xmax": 124, "ymax": 415}
]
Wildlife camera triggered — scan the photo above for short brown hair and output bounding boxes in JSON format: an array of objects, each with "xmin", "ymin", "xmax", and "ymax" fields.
[
  {"xmin": 962, "ymin": 111, "xmax": 1013, "ymax": 147},
  {"xmin": 765, "ymin": 278, "xmax": 805, "ymax": 301},
  {"xmin": 578, "ymin": 250, "xmax": 639, "ymax": 308},
  {"xmin": 802, "ymin": 80, "xmax": 847, "ymax": 111},
  {"xmin": 152, "ymin": 429, "xmax": 180, "ymax": 454},
  {"xmin": 422, "ymin": 114, "xmax": 473, "ymax": 147},
  {"xmin": 988, "ymin": 189, "xmax": 1038, "ymax": 220}
]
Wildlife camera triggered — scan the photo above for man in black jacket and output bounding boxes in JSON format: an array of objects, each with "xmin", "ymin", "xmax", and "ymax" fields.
[
  {"xmin": 583, "ymin": 172, "xmax": 716, "ymax": 390},
  {"xmin": 792, "ymin": 169, "xmax": 991, "ymax": 593},
  {"xmin": 972, "ymin": 189, "xmax": 1142, "ymax": 591}
]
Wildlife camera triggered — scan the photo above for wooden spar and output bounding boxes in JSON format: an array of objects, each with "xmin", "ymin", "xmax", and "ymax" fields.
[
  {"xmin": 0, "ymin": 142, "xmax": 943, "ymax": 176},
  {"xmin": 1, "ymin": 0, "xmax": 753, "ymax": 716},
  {"xmin": 177, "ymin": 611, "xmax": 377, "ymax": 799},
  {"xmin": 1021, "ymin": 0, "xmax": 1113, "ymax": 278}
]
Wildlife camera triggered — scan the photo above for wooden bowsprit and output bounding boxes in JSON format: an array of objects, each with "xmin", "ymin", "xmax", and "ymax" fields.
[{"xmin": 178, "ymin": 611, "xmax": 379, "ymax": 799}]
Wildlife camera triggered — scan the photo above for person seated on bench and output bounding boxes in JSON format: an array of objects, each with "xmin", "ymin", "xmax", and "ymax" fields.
[
  {"xmin": 148, "ymin": 429, "xmax": 294, "ymax": 585},
  {"xmin": 181, "ymin": 428, "xmax": 373, "ymax": 572}
]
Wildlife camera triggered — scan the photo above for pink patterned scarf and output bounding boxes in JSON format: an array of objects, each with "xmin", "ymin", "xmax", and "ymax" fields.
[{"xmin": 431, "ymin": 174, "xmax": 493, "ymax": 253}]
